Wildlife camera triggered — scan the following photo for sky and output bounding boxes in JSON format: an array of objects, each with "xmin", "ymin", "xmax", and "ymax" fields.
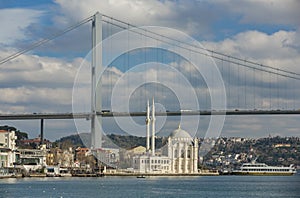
[{"xmin": 0, "ymin": 0, "xmax": 300, "ymax": 141}]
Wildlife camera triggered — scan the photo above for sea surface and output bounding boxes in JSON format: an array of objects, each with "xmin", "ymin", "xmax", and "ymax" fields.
[{"xmin": 0, "ymin": 174, "xmax": 299, "ymax": 198}]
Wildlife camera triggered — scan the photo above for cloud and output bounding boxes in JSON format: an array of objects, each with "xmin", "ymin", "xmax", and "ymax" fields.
[
  {"xmin": 215, "ymin": 0, "xmax": 300, "ymax": 26},
  {"xmin": 0, "ymin": 54, "xmax": 81, "ymax": 88},
  {"xmin": 0, "ymin": 8, "xmax": 44, "ymax": 45},
  {"xmin": 0, "ymin": 49, "xmax": 85, "ymax": 113},
  {"xmin": 53, "ymin": 0, "xmax": 172, "ymax": 24},
  {"xmin": 0, "ymin": 87, "xmax": 71, "ymax": 106},
  {"xmin": 53, "ymin": 0, "xmax": 218, "ymax": 39},
  {"xmin": 204, "ymin": 30, "xmax": 300, "ymax": 62},
  {"xmin": 53, "ymin": 0, "xmax": 300, "ymax": 42}
]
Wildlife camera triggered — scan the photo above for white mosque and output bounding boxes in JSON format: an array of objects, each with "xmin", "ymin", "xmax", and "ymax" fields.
[{"xmin": 132, "ymin": 99, "xmax": 199, "ymax": 174}]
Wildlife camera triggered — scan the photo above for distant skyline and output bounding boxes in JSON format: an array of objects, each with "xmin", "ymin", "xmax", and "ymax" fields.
[{"xmin": 0, "ymin": 0, "xmax": 300, "ymax": 141}]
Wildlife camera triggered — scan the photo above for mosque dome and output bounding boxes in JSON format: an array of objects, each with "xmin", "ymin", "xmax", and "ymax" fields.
[{"xmin": 169, "ymin": 125, "xmax": 192, "ymax": 140}]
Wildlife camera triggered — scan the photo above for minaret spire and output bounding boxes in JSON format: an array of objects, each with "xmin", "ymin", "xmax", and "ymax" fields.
[
  {"xmin": 151, "ymin": 98, "xmax": 156, "ymax": 156},
  {"xmin": 146, "ymin": 100, "xmax": 150, "ymax": 152}
]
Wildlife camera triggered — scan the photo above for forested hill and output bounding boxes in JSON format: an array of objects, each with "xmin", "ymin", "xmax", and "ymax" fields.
[{"xmin": 54, "ymin": 133, "xmax": 166, "ymax": 149}]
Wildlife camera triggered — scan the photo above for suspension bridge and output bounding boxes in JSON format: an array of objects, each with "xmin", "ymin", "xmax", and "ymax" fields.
[{"xmin": 0, "ymin": 12, "xmax": 299, "ymax": 148}]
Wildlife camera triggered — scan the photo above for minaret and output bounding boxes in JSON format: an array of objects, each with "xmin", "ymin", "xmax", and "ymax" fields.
[
  {"xmin": 151, "ymin": 98, "xmax": 156, "ymax": 156},
  {"xmin": 146, "ymin": 100, "xmax": 150, "ymax": 152}
]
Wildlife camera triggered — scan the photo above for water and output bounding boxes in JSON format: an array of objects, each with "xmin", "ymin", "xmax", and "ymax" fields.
[{"xmin": 0, "ymin": 175, "xmax": 299, "ymax": 198}]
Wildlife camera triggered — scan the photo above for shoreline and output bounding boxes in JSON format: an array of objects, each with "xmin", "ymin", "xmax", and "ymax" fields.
[
  {"xmin": 2, "ymin": 170, "xmax": 298, "ymax": 179},
  {"xmin": 103, "ymin": 172, "xmax": 219, "ymax": 176},
  {"xmin": 1, "ymin": 172, "xmax": 219, "ymax": 179}
]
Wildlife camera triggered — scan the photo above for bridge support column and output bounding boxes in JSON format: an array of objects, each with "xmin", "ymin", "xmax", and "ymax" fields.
[
  {"xmin": 40, "ymin": 119, "xmax": 44, "ymax": 145},
  {"xmin": 91, "ymin": 12, "xmax": 102, "ymax": 149}
]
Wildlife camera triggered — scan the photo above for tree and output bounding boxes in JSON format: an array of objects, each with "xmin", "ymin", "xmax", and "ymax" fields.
[{"xmin": 15, "ymin": 131, "xmax": 28, "ymax": 140}]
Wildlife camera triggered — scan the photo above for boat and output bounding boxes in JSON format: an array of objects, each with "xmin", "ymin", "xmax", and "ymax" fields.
[
  {"xmin": 0, "ymin": 168, "xmax": 15, "ymax": 178},
  {"xmin": 232, "ymin": 161, "xmax": 297, "ymax": 176},
  {"xmin": 46, "ymin": 166, "xmax": 60, "ymax": 177},
  {"xmin": 59, "ymin": 168, "xmax": 72, "ymax": 177},
  {"xmin": 219, "ymin": 168, "xmax": 230, "ymax": 175},
  {"xmin": 137, "ymin": 175, "xmax": 146, "ymax": 178}
]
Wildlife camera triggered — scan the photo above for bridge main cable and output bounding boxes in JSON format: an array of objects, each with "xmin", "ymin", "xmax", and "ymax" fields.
[{"xmin": 0, "ymin": 15, "xmax": 94, "ymax": 65}]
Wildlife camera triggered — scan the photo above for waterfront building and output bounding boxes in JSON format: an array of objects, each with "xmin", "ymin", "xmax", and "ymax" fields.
[
  {"xmin": 132, "ymin": 100, "xmax": 199, "ymax": 174},
  {"xmin": 75, "ymin": 147, "xmax": 91, "ymax": 167},
  {"xmin": 93, "ymin": 148, "xmax": 120, "ymax": 168},
  {"xmin": 17, "ymin": 145, "xmax": 48, "ymax": 171},
  {"xmin": 47, "ymin": 147, "xmax": 74, "ymax": 167},
  {"xmin": 0, "ymin": 130, "xmax": 17, "ymax": 167}
]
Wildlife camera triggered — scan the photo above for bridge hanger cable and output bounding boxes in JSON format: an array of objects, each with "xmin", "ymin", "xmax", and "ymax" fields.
[
  {"xmin": 0, "ymin": 15, "xmax": 93, "ymax": 65},
  {"xmin": 101, "ymin": 14, "xmax": 300, "ymax": 79},
  {"xmin": 103, "ymin": 14, "xmax": 300, "ymax": 77},
  {"xmin": 103, "ymin": 19, "xmax": 300, "ymax": 81}
]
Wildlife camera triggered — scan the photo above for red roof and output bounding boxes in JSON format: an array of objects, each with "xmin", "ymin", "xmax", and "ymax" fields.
[{"xmin": 21, "ymin": 138, "xmax": 51, "ymax": 144}]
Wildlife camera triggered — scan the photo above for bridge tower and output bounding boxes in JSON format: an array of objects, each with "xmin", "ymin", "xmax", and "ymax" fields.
[{"xmin": 91, "ymin": 12, "xmax": 102, "ymax": 149}]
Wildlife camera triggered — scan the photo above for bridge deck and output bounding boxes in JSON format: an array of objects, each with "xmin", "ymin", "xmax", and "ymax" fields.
[{"xmin": 0, "ymin": 110, "xmax": 299, "ymax": 120}]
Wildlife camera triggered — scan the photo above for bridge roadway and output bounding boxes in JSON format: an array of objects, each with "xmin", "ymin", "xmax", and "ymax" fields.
[{"xmin": 0, "ymin": 110, "xmax": 300, "ymax": 120}]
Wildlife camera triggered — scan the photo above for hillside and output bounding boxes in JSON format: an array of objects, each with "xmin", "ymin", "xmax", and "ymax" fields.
[
  {"xmin": 54, "ymin": 133, "xmax": 166, "ymax": 149},
  {"xmin": 204, "ymin": 136, "xmax": 300, "ymax": 168}
]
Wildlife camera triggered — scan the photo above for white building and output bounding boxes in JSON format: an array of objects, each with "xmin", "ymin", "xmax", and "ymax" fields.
[
  {"xmin": 93, "ymin": 148, "xmax": 120, "ymax": 168},
  {"xmin": 132, "ymin": 154, "xmax": 171, "ymax": 173},
  {"xmin": 132, "ymin": 100, "xmax": 199, "ymax": 174},
  {"xmin": 0, "ymin": 130, "xmax": 17, "ymax": 167},
  {"xmin": 17, "ymin": 145, "xmax": 48, "ymax": 171}
]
